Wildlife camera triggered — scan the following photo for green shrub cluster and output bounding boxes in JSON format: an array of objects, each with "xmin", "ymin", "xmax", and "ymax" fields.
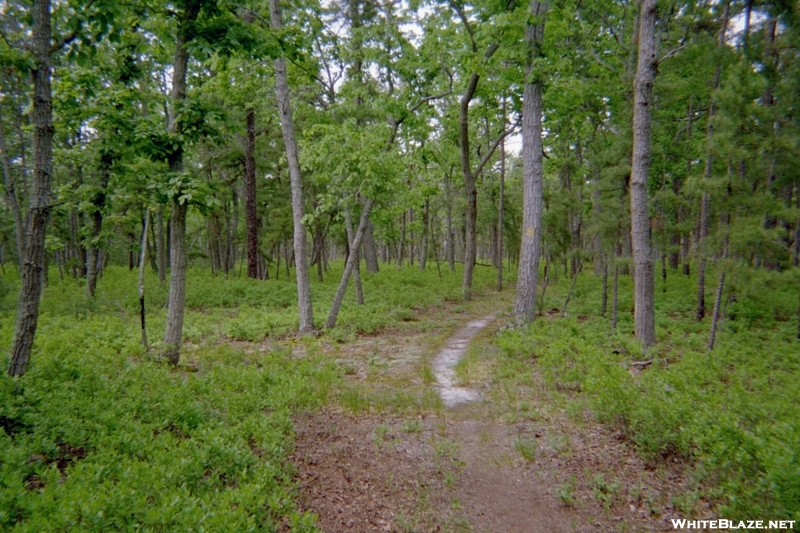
[{"xmin": 496, "ymin": 266, "xmax": 800, "ymax": 521}]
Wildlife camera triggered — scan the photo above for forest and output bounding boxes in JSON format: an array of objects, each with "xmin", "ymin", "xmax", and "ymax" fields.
[{"xmin": 0, "ymin": 0, "xmax": 799, "ymax": 531}]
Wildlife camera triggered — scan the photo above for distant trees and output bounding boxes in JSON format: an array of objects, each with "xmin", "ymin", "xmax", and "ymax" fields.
[{"xmin": 2, "ymin": 0, "xmax": 799, "ymax": 374}]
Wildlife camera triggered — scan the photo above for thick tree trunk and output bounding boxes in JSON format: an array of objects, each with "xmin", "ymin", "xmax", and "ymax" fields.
[
  {"xmin": 629, "ymin": 0, "xmax": 657, "ymax": 347},
  {"xmin": 8, "ymin": 0, "xmax": 54, "ymax": 377},
  {"xmin": 512, "ymin": 0, "xmax": 548, "ymax": 324},
  {"xmin": 245, "ymin": 108, "xmax": 259, "ymax": 279},
  {"xmin": 270, "ymin": 0, "xmax": 314, "ymax": 332},
  {"xmin": 326, "ymin": 198, "xmax": 374, "ymax": 329}
]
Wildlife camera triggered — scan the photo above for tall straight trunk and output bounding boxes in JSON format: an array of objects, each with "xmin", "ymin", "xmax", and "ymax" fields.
[
  {"xmin": 497, "ymin": 112, "xmax": 505, "ymax": 292},
  {"xmin": 245, "ymin": 108, "xmax": 259, "ymax": 279},
  {"xmin": 156, "ymin": 205, "xmax": 166, "ymax": 282},
  {"xmin": 162, "ymin": 3, "xmax": 200, "ymax": 365},
  {"xmin": 363, "ymin": 218, "xmax": 379, "ymax": 272},
  {"xmin": 601, "ymin": 259, "xmax": 608, "ymax": 317},
  {"xmin": 139, "ymin": 210, "xmax": 150, "ymax": 351},
  {"xmin": 697, "ymin": 1, "xmax": 730, "ymax": 321},
  {"xmin": 344, "ymin": 206, "xmax": 364, "ymax": 304},
  {"xmin": 629, "ymin": 0, "xmax": 657, "ymax": 347},
  {"xmin": 270, "ymin": 0, "xmax": 314, "ymax": 332},
  {"xmin": 612, "ymin": 264, "xmax": 619, "ymax": 331},
  {"xmin": 446, "ymin": 178, "xmax": 456, "ymax": 272},
  {"xmin": 459, "ymin": 74, "xmax": 479, "ymax": 301},
  {"xmin": 326, "ymin": 198, "xmax": 374, "ymax": 329},
  {"xmin": 419, "ymin": 199, "xmax": 429, "ymax": 270},
  {"xmin": 8, "ymin": 0, "xmax": 54, "ymax": 377},
  {"xmin": 86, "ymin": 155, "xmax": 111, "ymax": 297},
  {"xmin": 512, "ymin": 0, "xmax": 548, "ymax": 324},
  {"xmin": 708, "ymin": 266, "xmax": 726, "ymax": 351},
  {"xmin": 0, "ymin": 109, "xmax": 24, "ymax": 270}
]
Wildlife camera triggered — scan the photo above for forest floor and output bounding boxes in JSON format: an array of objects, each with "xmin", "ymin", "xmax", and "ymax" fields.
[{"xmin": 260, "ymin": 288, "xmax": 699, "ymax": 533}]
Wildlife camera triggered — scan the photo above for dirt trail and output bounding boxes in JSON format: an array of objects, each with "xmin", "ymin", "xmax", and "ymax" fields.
[{"xmin": 289, "ymin": 296, "xmax": 693, "ymax": 532}]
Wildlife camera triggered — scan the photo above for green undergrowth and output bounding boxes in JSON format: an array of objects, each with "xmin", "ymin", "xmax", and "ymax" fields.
[
  {"xmin": 0, "ymin": 261, "xmax": 505, "ymax": 531},
  {"xmin": 495, "ymin": 264, "xmax": 800, "ymax": 521}
]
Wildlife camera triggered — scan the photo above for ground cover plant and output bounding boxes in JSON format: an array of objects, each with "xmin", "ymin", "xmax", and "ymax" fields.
[
  {"xmin": 0, "ymin": 263, "xmax": 499, "ymax": 531},
  {"xmin": 494, "ymin": 264, "xmax": 800, "ymax": 522}
]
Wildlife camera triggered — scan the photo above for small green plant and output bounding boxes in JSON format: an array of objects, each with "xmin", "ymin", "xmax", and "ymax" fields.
[
  {"xmin": 514, "ymin": 435, "xmax": 538, "ymax": 462},
  {"xmin": 556, "ymin": 477, "xmax": 577, "ymax": 507}
]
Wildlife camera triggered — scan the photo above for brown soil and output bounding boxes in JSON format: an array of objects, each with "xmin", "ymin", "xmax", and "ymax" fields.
[{"xmin": 285, "ymin": 298, "xmax": 698, "ymax": 532}]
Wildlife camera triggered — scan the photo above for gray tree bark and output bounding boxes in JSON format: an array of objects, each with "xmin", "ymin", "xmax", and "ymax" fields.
[
  {"xmin": 245, "ymin": 108, "xmax": 259, "ymax": 279},
  {"xmin": 0, "ymin": 107, "xmax": 24, "ymax": 270},
  {"xmin": 512, "ymin": 0, "xmax": 548, "ymax": 325},
  {"xmin": 326, "ymin": 198, "xmax": 374, "ymax": 329},
  {"xmin": 629, "ymin": 0, "xmax": 658, "ymax": 347},
  {"xmin": 162, "ymin": 2, "xmax": 201, "ymax": 365},
  {"xmin": 270, "ymin": 0, "xmax": 314, "ymax": 332},
  {"xmin": 8, "ymin": 0, "xmax": 55, "ymax": 377}
]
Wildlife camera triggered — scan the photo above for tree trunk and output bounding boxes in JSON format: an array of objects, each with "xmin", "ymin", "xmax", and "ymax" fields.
[
  {"xmin": 344, "ymin": 205, "xmax": 364, "ymax": 304},
  {"xmin": 326, "ymin": 198, "xmax": 374, "ymax": 329},
  {"xmin": 270, "ymin": 0, "xmax": 314, "ymax": 332},
  {"xmin": 86, "ymin": 154, "xmax": 111, "ymax": 297},
  {"xmin": 512, "ymin": 0, "xmax": 548, "ymax": 324},
  {"xmin": 156, "ymin": 205, "xmax": 166, "ymax": 282},
  {"xmin": 161, "ymin": 2, "xmax": 200, "ymax": 365},
  {"xmin": 0, "ymin": 108, "xmax": 25, "ymax": 270},
  {"xmin": 363, "ymin": 218, "xmax": 379, "ymax": 272},
  {"xmin": 497, "ymin": 115, "xmax": 505, "ymax": 292},
  {"xmin": 139, "ymin": 210, "xmax": 150, "ymax": 351},
  {"xmin": 629, "ymin": 0, "xmax": 657, "ymax": 348},
  {"xmin": 419, "ymin": 200, "xmax": 429, "ymax": 270},
  {"xmin": 8, "ymin": 0, "xmax": 54, "ymax": 377},
  {"xmin": 245, "ymin": 108, "xmax": 259, "ymax": 279}
]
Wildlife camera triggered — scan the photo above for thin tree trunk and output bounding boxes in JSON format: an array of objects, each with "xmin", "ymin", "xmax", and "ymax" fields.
[
  {"xmin": 419, "ymin": 199, "xmax": 429, "ymax": 270},
  {"xmin": 344, "ymin": 205, "xmax": 364, "ymax": 305},
  {"xmin": 697, "ymin": 1, "xmax": 730, "ymax": 320},
  {"xmin": 139, "ymin": 210, "xmax": 150, "ymax": 351},
  {"xmin": 8, "ymin": 0, "xmax": 54, "ymax": 377},
  {"xmin": 602, "ymin": 258, "xmax": 608, "ymax": 317},
  {"xmin": 156, "ymin": 205, "xmax": 166, "ymax": 282},
  {"xmin": 0, "ymin": 108, "xmax": 25, "ymax": 270},
  {"xmin": 245, "ymin": 108, "xmax": 259, "ymax": 279},
  {"xmin": 612, "ymin": 264, "xmax": 619, "ymax": 332},
  {"xmin": 326, "ymin": 198, "xmax": 375, "ymax": 329},
  {"xmin": 86, "ymin": 155, "xmax": 111, "ymax": 297},
  {"xmin": 708, "ymin": 267, "xmax": 726, "ymax": 351},
  {"xmin": 270, "ymin": 0, "xmax": 314, "ymax": 332},
  {"xmin": 446, "ymin": 178, "xmax": 455, "ymax": 272},
  {"xmin": 629, "ymin": 0, "xmax": 657, "ymax": 347},
  {"xmin": 497, "ymin": 112, "xmax": 505, "ymax": 292},
  {"xmin": 512, "ymin": 0, "xmax": 548, "ymax": 324},
  {"xmin": 562, "ymin": 260, "xmax": 583, "ymax": 318}
]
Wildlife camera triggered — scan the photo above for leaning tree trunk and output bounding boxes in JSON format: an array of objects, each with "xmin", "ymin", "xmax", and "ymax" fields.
[
  {"xmin": 162, "ymin": 3, "xmax": 200, "ymax": 365},
  {"xmin": 344, "ymin": 205, "xmax": 364, "ymax": 305},
  {"xmin": 270, "ymin": 0, "xmax": 314, "ymax": 332},
  {"xmin": 326, "ymin": 198, "xmax": 375, "ymax": 329},
  {"xmin": 8, "ymin": 0, "xmax": 54, "ymax": 377},
  {"xmin": 512, "ymin": 0, "xmax": 548, "ymax": 325},
  {"xmin": 245, "ymin": 108, "xmax": 259, "ymax": 279},
  {"xmin": 629, "ymin": 0, "xmax": 657, "ymax": 348}
]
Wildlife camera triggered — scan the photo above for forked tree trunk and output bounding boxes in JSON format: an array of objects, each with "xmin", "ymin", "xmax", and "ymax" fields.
[
  {"xmin": 344, "ymin": 205, "xmax": 364, "ymax": 305},
  {"xmin": 512, "ymin": 0, "xmax": 548, "ymax": 324},
  {"xmin": 326, "ymin": 198, "xmax": 375, "ymax": 329},
  {"xmin": 245, "ymin": 108, "xmax": 259, "ymax": 279},
  {"xmin": 8, "ymin": 0, "xmax": 54, "ymax": 377},
  {"xmin": 270, "ymin": 0, "xmax": 314, "ymax": 332},
  {"xmin": 629, "ymin": 0, "xmax": 657, "ymax": 347}
]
